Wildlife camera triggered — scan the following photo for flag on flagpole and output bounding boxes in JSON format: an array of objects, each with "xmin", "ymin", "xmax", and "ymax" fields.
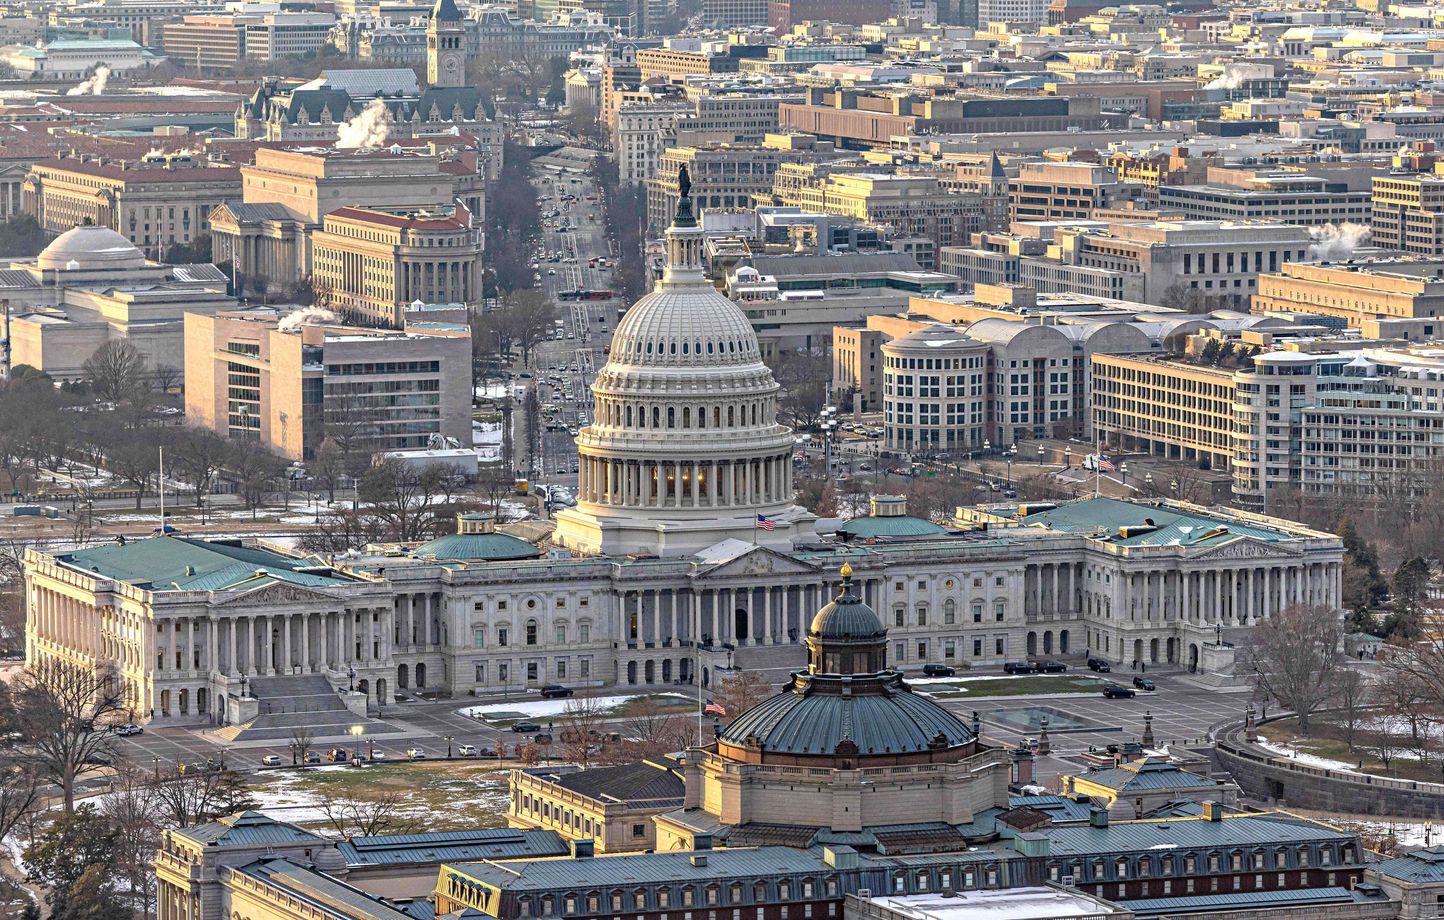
[
  {"xmin": 1096, "ymin": 455, "xmax": 1115, "ymax": 472},
  {"xmin": 704, "ymin": 699, "xmax": 727, "ymax": 717},
  {"xmin": 755, "ymin": 514, "xmax": 776, "ymax": 531}
]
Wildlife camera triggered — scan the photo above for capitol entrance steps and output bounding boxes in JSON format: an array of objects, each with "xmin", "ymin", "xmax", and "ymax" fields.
[
  {"xmin": 220, "ymin": 674, "xmax": 405, "ymax": 743},
  {"xmin": 729, "ymin": 641, "xmax": 805, "ymax": 679}
]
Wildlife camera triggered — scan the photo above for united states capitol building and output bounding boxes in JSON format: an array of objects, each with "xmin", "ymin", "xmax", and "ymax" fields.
[{"xmin": 23, "ymin": 174, "xmax": 1345, "ymax": 728}]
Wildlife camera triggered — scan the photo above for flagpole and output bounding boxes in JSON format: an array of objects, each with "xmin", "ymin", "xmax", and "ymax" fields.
[{"xmin": 695, "ymin": 593, "xmax": 703, "ymax": 748}]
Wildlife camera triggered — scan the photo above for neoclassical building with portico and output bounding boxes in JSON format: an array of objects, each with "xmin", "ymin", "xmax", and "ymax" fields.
[{"xmin": 23, "ymin": 172, "xmax": 1346, "ymax": 727}]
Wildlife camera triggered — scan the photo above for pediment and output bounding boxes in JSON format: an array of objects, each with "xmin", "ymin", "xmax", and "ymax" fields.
[
  {"xmin": 212, "ymin": 580, "xmax": 343, "ymax": 607},
  {"xmin": 693, "ymin": 545, "xmax": 819, "ymax": 580},
  {"xmin": 1188, "ymin": 537, "xmax": 1294, "ymax": 560}
]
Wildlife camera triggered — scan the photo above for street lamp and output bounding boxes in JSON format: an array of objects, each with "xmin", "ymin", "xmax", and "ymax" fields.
[
  {"xmin": 350, "ymin": 725, "xmax": 363, "ymax": 763},
  {"xmin": 1120, "ymin": 462, "xmax": 1129, "ymax": 487},
  {"xmin": 446, "ymin": 734, "xmax": 454, "ymax": 758},
  {"xmin": 239, "ymin": 672, "xmax": 248, "ymax": 698},
  {"xmin": 1144, "ymin": 471, "xmax": 1154, "ymax": 494},
  {"xmin": 1171, "ymin": 478, "xmax": 1179, "ymax": 498},
  {"xmin": 348, "ymin": 662, "xmax": 356, "ymax": 692},
  {"xmin": 1064, "ymin": 445, "xmax": 1072, "ymax": 469},
  {"xmin": 1037, "ymin": 443, "xmax": 1045, "ymax": 464}
]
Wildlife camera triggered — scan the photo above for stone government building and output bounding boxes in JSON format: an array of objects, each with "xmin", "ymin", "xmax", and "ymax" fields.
[{"xmin": 23, "ymin": 172, "xmax": 1345, "ymax": 726}]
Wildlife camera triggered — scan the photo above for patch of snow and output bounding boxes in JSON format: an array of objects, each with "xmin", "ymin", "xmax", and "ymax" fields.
[
  {"xmin": 461, "ymin": 692, "xmax": 692, "ymax": 721},
  {"xmin": 1256, "ymin": 737, "xmax": 1360, "ymax": 773},
  {"xmin": 909, "ymin": 673, "xmax": 1081, "ymax": 685}
]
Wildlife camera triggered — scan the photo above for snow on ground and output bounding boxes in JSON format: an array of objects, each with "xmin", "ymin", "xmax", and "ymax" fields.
[
  {"xmin": 1352, "ymin": 821, "xmax": 1440, "ymax": 848},
  {"xmin": 461, "ymin": 692, "xmax": 692, "ymax": 721},
  {"xmin": 1256, "ymin": 737, "xmax": 1360, "ymax": 773}
]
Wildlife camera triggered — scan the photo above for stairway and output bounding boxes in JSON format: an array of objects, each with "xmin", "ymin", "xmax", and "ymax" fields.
[
  {"xmin": 730, "ymin": 641, "xmax": 805, "ymax": 679},
  {"xmin": 224, "ymin": 674, "xmax": 403, "ymax": 742}
]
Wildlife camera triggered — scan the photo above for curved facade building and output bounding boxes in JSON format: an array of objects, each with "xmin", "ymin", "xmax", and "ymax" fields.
[{"xmin": 881, "ymin": 326, "xmax": 988, "ymax": 455}]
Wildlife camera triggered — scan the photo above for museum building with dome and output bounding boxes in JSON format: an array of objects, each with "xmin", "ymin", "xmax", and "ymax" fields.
[{"xmin": 0, "ymin": 221, "xmax": 235, "ymax": 379}]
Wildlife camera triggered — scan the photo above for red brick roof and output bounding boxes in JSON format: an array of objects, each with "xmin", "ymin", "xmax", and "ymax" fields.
[{"xmin": 328, "ymin": 204, "xmax": 472, "ymax": 230}]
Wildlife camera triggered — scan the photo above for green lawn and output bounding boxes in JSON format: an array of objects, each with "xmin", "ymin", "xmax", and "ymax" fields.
[
  {"xmin": 918, "ymin": 675, "xmax": 1108, "ymax": 699},
  {"xmin": 247, "ymin": 760, "xmax": 512, "ymax": 833}
]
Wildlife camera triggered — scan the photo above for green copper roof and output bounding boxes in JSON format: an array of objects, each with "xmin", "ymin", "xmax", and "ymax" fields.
[
  {"xmin": 838, "ymin": 515, "xmax": 947, "ymax": 539},
  {"xmin": 1018, "ymin": 497, "xmax": 1292, "ymax": 546},
  {"xmin": 411, "ymin": 531, "xmax": 541, "ymax": 562},
  {"xmin": 57, "ymin": 537, "xmax": 353, "ymax": 591}
]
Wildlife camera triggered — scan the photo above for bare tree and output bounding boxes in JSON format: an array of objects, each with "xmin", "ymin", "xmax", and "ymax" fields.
[
  {"xmin": 152, "ymin": 363, "xmax": 183, "ymax": 396},
  {"xmin": 359, "ymin": 458, "xmax": 454, "ymax": 542},
  {"xmin": 710, "ymin": 670, "xmax": 773, "ymax": 725},
  {"xmin": 106, "ymin": 432, "xmax": 160, "ymax": 509},
  {"xmin": 312, "ymin": 437, "xmax": 346, "ymax": 503},
  {"xmin": 1245, "ymin": 604, "xmax": 1343, "ymax": 735},
  {"xmin": 82, "ymin": 341, "xmax": 149, "ymax": 405},
  {"xmin": 1332, "ymin": 668, "xmax": 1370, "ymax": 752},
  {"xmin": 101, "ymin": 765, "xmax": 162, "ymax": 920},
  {"xmin": 1378, "ymin": 633, "xmax": 1444, "ymax": 720},
  {"xmin": 769, "ymin": 348, "xmax": 831, "ymax": 431},
  {"xmin": 166, "ymin": 427, "xmax": 231, "ymax": 506},
  {"xmin": 289, "ymin": 726, "xmax": 315, "ymax": 765},
  {"xmin": 147, "ymin": 766, "xmax": 254, "ymax": 829},
  {"xmin": 0, "ymin": 659, "xmax": 124, "ymax": 812},
  {"xmin": 558, "ymin": 694, "xmax": 608, "ymax": 768},
  {"xmin": 624, "ymin": 697, "xmax": 689, "ymax": 758},
  {"xmin": 318, "ymin": 788, "xmax": 424, "ymax": 838}
]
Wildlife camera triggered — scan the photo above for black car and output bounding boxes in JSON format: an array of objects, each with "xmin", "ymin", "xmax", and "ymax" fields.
[
  {"xmin": 305, "ymin": 751, "xmax": 321, "ymax": 764},
  {"xmin": 1102, "ymin": 684, "xmax": 1136, "ymax": 699},
  {"xmin": 512, "ymin": 721, "xmax": 542, "ymax": 733},
  {"xmin": 540, "ymin": 684, "xmax": 574, "ymax": 699},
  {"xmin": 1031, "ymin": 659, "xmax": 1067, "ymax": 674},
  {"xmin": 1132, "ymin": 677, "xmax": 1156, "ymax": 691},
  {"xmin": 1003, "ymin": 661, "xmax": 1035, "ymax": 675},
  {"xmin": 922, "ymin": 664, "xmax": 957, "ymax": 677},
  {"xmin": 1087, "ymin": 657, "xmax": 1112, "ymax": 673}
]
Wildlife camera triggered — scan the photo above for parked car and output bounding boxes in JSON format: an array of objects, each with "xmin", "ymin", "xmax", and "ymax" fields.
[
  {"xmin": 922, "ymin": 664, "xmax": 957, "ymax": 677},
  {"xmin": 305, "ymin": 751, "xmax": 321, "ymax": 764},
  {"xmin": 369, "ymin": 750, "xmax": 387, "ymax": 761},
  {"xmin": 478, "ymin": 746, "xmax": 498, "ymax": 758},
  {"xmin": 325, "ymin": 749, "xmax": 349, "ymax": 763},
  {"xmin": 115, "ymin": 723, "xmax": 143, "ymax": 736},
  {"xmin": 1087, "ymin": 657, "xmax": 1112, "ymax": 673},
  {"xmin": 261, "ymin": 754, "xmax": 282, "ymax": 766},
  {"xmin": 512, "ymin": 721, "xmax": 542, "ymax": 733},
  {"xmin": 1132, "ymin": 677, "xmax": 1156, "ymax": 691},
  {"xmin": 1102, "ymin": 684, "xmax": 1136, "ymax": 699},
  {"xmin": 540, "ymin": 684, "xmax": 574, "ymax": 699},
  {"xmin": 1030, "ymin": 659, "xmax": 1067, "ymax": 674},
  {"xmin": 406, "ymin": 747, "xmax": 427, "ymax": 760},
  {"xmin": 1002, "ymin": 661, "xmax": 1035, "ymax": 675},
  {"xmin": 457, "ymin": 743, "xmax": 478, "ymax": 757}
]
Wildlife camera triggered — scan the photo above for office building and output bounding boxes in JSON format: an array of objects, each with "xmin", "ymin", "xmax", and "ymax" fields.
[
  {"xmin": 22, "ymin": 154, "xmax": 242, "ymax": 257},
  {"xmin": 1158, "ymin": 172, "xmax": 1374, "ymax": 227},
  {"xmin": 184, "ymin": 307, "xmax": 472, "ymax": 460},
  {"xmin": 310, "ymin": 203, "xmax": 484, "ymax": 326},
  {"xmin": 1252, "ymin": 260, "xmax": 1444, "ymax": 323},
  {"xmin": 1010, "ymin": 162, "xmax": 1147, "ymax": 222},
  {"xmin": 1371, "ymin": 171, "xmax": 1444, "ymax": 255}
]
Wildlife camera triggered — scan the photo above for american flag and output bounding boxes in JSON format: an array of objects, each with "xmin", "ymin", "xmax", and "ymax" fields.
[
  {"xmin": 1096, "ymin": 454, "xmax": 1115, "ymax": 472},
  {"xmin": 705, "ymin": 699, "xmax": 727, "ymax": 717},
  {"xmin": 755, "ymin": 514, "xmax": 776, "ymax": 531}
]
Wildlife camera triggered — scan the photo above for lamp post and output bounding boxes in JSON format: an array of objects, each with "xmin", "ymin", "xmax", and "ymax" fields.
[
  {"xmin": 239, "ymin": 672, "xmax": 248, "ymax": 699},
  {"xmin": 1144, "ymin": 471, "xmax": 1154, "ymax": 495},
  {"xmin": 1006, "ymin": 444, "xmax": 1017, "ymax": 486},
  {"xmin": 350, "ymin": 725, "xmax": 363, "ymax": 763},
  {"xmin": 348, "ymin": 662, "xmax": 355, "ymax": 693},
  {"xmin": 1171, "ymin": 478, "xmax": 1179, "ymax": 498},
  {"xmin": 1037, "ymin": 443, "xmax": 1045, "ymax": 465},
  {"xmin": 1064, "ymin": 445, "xmax": 1072, "ymax": 469},
  {"xmin": 446, "ymin": 735, "xmax": 454, "ymax": 758},
  {"xmin": 1120, "ymin": 462, "xmax": 1129, "ymax": 488}
]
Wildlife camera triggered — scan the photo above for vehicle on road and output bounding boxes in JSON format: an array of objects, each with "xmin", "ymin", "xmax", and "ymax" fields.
[
  {"xmin": 261, "ymin": 754, "xmax": 282, "ymax": 766},
  {"xmin": 406, "ymin": 747, "xmax": 427, "ymax": 760},
  {"xmin": 1132, "ymin": 677, "xmax": 1156, "ymax": 691},
  {"xmin": 1087, "ymin": 656, "xmax": 1112, "ymax": 673},
  {"xmin": 326, "ymin": 748, "xmax": 349, "ymax": 762},
  {"xmin": 370, "ymin": 750, "xmax": 387, "ymax": 761},
  {"xmin": 1002, "ymin": 661, "xmax": 1035, "ymax": 674},
  {"xmin": 1102, "ymin": 684, "xmax": 1136, "ymax": 699},
  {"xmin": 922, "ymin": 664, "xmax": 956, "ymax": 677},
  {"xmin": 115, "ymin": 723, "xmax": 143, "ymax": 736},
  {"xmin": 512, "ymin": 721, "xmax": 542, "ymax": 733},
  {"xmin": 305, "ymin": 751, "xmax": 321, "ymax": 764},
  {"xmin": 1030, "ymin": 659, "xmax": 1067, "ymax": 673},
  {"xmin": 540, "ymin": 684, "xmax": 574, "ymax": 699},
  {"xmin": 457, "ymin": 743, "xmax": 478, "ymax": 757}
]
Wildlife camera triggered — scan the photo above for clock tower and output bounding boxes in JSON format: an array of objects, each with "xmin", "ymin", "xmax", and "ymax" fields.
[{"xmin": 427, "ymin": 0, "xmax": 466, "ymax": 88}]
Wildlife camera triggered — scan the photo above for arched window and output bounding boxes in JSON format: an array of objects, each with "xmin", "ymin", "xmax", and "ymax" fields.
[
  {"xmin": 728, "ymin": 406, "xmax": 735, "ymax": 426},
  {"xmin": 944, "ymin": 599, "xmax": 957, "ymax": 624},
  {"xmin": 668, "ymin": 407, "xmax": 675, "ymax": 428},
  {"xmin": 525, "ymin": 619, "xmax": 538, "ymax": 645},
  {"xmin": 653, "ymin": 407, "xmax": 661, "ymax": 427},
  {"xmin": 683, "ymin": 407, "xmax": 690, "ymax": 428}
]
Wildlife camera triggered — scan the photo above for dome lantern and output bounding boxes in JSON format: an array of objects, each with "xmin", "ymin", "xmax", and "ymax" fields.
[{"xmin": 807, "ymin": 564, "xmax": 887, "ymax": 675}]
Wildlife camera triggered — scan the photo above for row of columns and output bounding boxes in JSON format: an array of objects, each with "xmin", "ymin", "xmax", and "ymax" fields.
[
  {"xmin": 580, "ymin": 454, "xmax": 792, "ymax": 509},
  {"xmin": 30, "ymin": 587, "xmax": 98, "ymax": 659},
  {"xmin": 618, "ymin": 579, "xmax": 879, "ymax": 648},
  {"xmin": 153, "ymin": 608, "xmax": 392, "ymax": 677},
  {"xmin": 400, "ymin": 256, "xmax": 478, "ymax": 305},
  {"xmin": 396, "ymin": 592, "xmax": 442, "ymax": 648},
  {"xmin": 1118, "ymin": 562, "xmax": 1342, "ymax": 626}
]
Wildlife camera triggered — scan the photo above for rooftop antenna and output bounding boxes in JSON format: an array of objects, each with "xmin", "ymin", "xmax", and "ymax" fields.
[{"xmin": 158, "ymin": 445, "xmax": 165, "ymax": 534}]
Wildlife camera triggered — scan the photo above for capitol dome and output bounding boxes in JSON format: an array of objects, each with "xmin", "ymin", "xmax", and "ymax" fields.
[
  {"xmin": 35, "ymin": 224, "xmax": 146, "ymax": 272},
  {"xmin": 553, "ymin": 167, "xmax": 813, "ymax": 558}
]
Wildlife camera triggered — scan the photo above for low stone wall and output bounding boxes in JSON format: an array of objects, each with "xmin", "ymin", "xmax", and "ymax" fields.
[{"xmin": 1216, "ymin": 720, "xmax": 1444, "ymax": 819}]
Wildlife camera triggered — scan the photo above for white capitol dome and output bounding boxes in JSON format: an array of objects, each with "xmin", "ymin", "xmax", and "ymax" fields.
[{"xmin": 553, "ymin": 169, "xmax": 814, "ymax": 558}]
